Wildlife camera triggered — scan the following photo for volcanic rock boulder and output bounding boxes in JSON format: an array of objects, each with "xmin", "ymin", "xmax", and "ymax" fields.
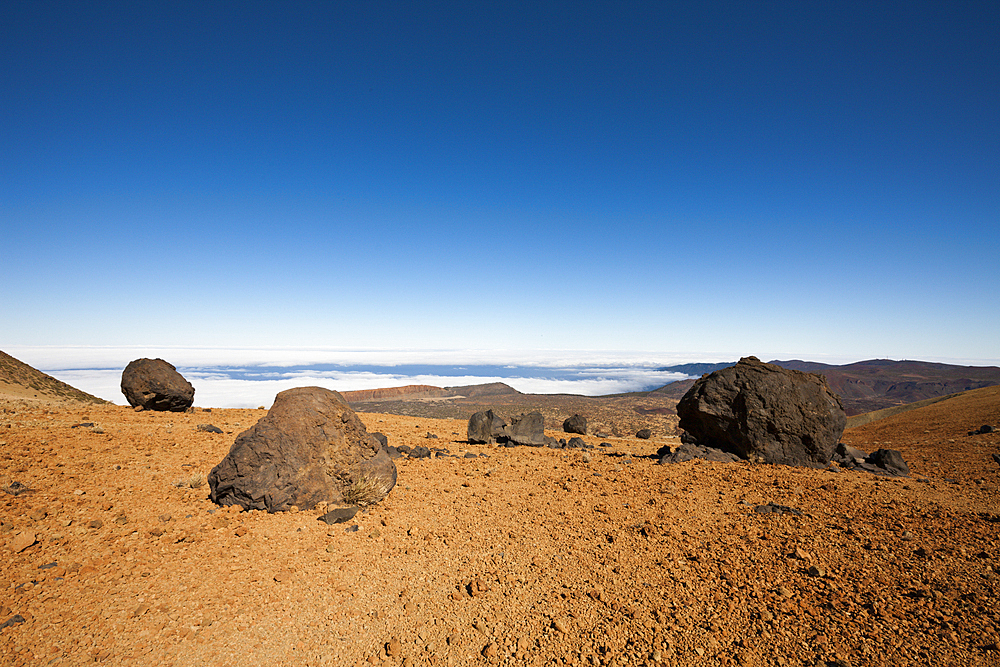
[
  {"xmin": 676, "ymin": 356, "xmax": 847, "ymax": 466},
  {"xmin": 865, "ymin": 448, "xmax": 910, "ymax": 477},
  {"xmin": 563, "ymin": 414, "xmax": 587, "ymax": 435},
  {"xmin": 658, "ymin": 442, "xmax": 742, "ymax": 464},
  {"xmin": 468, "ymin": 409, "xmax": 508, "ymax": 444},
  {"xmin": 504, "ymin": 411, "xmax": 549, "ymax": 447},
  {"xmin": 120, "ymin": 358, "xmax": 195, "ymax": 412},
  {"xmin": 208, "ymin": 386, "xmax": 396, "ymax": 512},
  {"xmin": 467, "ymin": 410, "xmax": 553, "ymax": 447}
]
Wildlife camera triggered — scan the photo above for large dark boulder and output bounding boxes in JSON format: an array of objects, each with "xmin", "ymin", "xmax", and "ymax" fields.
[
  {"xmin": 120, "ymin": 358, "xmax": 195, "ymax": 412},
  {"xmin": 503, "ymin": 411, "xmax": 549, "ymax": 447},
  {"xmin": 468, "ymin": 409, "xmax": 508, "ymax": 444},
  {"xmin": 208, "ymin": 387, "xmax": 396, "ymax": 512},
  {"xmin": 563, "ymin": 414, "xmax": 587, "ymax": 435},
  {"xmin": 467, "ymin": 410, "xmax": 553, "ymax": 447},
  {"xmin": 676, "ymin": 356, "xmax": 847, "ymax": 466}
]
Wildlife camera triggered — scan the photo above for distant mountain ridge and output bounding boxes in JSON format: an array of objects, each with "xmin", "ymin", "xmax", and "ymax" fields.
[
  {"xmin": 338, "ymin": 385, "xmax": 452, "ymax": 402},
  {"xmin": 656, "ymin": 362, "xmax": 738, "ymax": 376},
  {"xmin": 342, "ymin": 382, "xmax": 522, "ymax": 403},
  {"xmin": 653, "ymin": 358, "xmax": 1000, "ymax": 416}
]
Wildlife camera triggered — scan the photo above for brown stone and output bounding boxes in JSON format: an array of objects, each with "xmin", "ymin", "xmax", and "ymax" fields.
[
  {"xmin": 208, "ymin": 387, "xmax": 396, "ymax": 512},
  {"xmin": 11, "ymin": 531, "xmax": 36, "ymax": 553},
  {"xmin": 120, "ymin": 358, "xmax": 195, "ymax": 412},
  {"xmin": 677, "ymin": 356, "xmax": 846, "ymax": 465}
]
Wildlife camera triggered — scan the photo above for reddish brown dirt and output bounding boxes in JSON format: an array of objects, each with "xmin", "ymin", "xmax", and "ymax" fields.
[{"xmin": 2, "ymin": 387, "xmax": 999, "ymax": 667}]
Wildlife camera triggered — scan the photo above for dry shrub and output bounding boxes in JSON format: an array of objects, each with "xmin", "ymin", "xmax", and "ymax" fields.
[{"xmin": 342, "ymin": 473, "xmax": 392, "ymax": 506}]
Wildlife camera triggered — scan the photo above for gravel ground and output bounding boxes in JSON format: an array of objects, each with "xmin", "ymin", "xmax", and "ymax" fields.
[{"xmin": 1, "ymin": 387, "xmax": 999, "ymax": 667}]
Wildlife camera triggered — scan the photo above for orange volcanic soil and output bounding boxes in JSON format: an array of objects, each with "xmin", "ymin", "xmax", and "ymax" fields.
[{"xmin": 1, "ymin": 385, "xmax": 999, "ymax": 666}]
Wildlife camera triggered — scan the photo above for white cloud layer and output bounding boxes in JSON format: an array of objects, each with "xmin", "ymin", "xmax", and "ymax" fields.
[
  {"xmin": 11, "ymin": 343, "xmax": 963, "ymax": 375},
  {"xmin": 49, "ymin": 367, "xmax": 692, "ymax": 409}
]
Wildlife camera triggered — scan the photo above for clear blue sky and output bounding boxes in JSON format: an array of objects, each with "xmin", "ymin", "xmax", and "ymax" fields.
[{"xmin": 3, "ymin": 1, "xmax": 998, "ymax": 366}]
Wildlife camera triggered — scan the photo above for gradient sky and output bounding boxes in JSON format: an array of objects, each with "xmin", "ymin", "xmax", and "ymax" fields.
[{"xmin": 3, "ymin": 1, "xmax": 998, "ymax": 368}]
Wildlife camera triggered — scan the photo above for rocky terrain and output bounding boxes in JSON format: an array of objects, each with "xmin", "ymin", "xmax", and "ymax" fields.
[
  {"xmin": 2, "ymin": 365, "xmax": 999, "ymax": 666},
  {"xmin": 348, "ymin": 385, "xmax": 682, "ymax": 442}
]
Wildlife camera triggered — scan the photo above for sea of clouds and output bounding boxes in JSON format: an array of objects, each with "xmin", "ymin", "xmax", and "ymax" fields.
[{"xmin": 11, "ymin": 346, "xmax": 699, "ymax": 409}]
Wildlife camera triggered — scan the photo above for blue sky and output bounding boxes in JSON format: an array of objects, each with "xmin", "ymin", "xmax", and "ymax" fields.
[{"xmin": 3, "ymin": 1, "xmax": 998, "ymax": 369}]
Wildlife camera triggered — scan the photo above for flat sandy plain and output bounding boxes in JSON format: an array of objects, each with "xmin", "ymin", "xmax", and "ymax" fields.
[{"xmin": 1, "ymin": 385, "xmax": 999, "ymax": 667}]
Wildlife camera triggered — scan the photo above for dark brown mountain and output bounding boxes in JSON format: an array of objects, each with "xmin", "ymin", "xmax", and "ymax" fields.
[
  {"xmin": 770, "ymin": 359, "xmax": 1000, "ymax": 415},
  {"xmin": 444, "ymin": 382, "xmax": 522, "ymax": 398},
  {"xmin": 654, "ymin": 358, "xmax": 1000, "ymax": 416}
]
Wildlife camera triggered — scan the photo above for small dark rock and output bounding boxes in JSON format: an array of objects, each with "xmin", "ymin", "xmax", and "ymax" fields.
[
  {"xmin": 2, "ymin": 481, "xmax": 29, "ymax": 496},
  {"xmin": 318, "ymin": 506, "xmax": 360, "ymax": 524},
  {"xmin": 345, "ymin": 524, "xmax": 359, "ymax": 533},
  {"xmin": 409, "ymin": 446, "xmax": 431, "ymax": 459},
  {"xmin": 563, "ymin": 414, "xmax": 587, "ymax": 435},
  {"xmin": 38, "ymin": 561, "xmax": 57, "ymax": 569},
  {"xmin": 834, "ymin": 442, "xmax": 868, "ymax": 465},
  {"xmin": 197, "ymin": 424, "xmax": 223, "ymax": 434},
  {"xmin": 0, "ymin": 614, "xmax": 26, "ymax": 631},
  {"xmin": 659, "ymin": 442, "xmax": 741, "ymax": 464},
  {"xmin": 371, "ymin": 432, "xmax": 388, "ymax": 447},
  {"xmin": 636, "ymin": 429, "xmax": 652, "ymax": 440},
  {"xmin": 425, "ymin": 432, "xmax": 438, "ymax": 439},
  {"xmin": 866, "ymin": 448, "xmax": 910, "ymax": 477},
  {"xmin": 753, "ymin": 502, "xmax": 802, "ymax": 516},
  {"xmin": 567, "ymin": 437, "xmax": 586, "ymax": 449}
]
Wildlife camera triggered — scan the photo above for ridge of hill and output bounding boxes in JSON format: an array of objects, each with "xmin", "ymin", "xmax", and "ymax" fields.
[
  {"xmin": 339, "ymin": 385, "xmax": 451, "ymax": 402},
  {"xmin": 342, "ymin": 382, "xmax": 522, "ymax": 403},
  {"xmin": 773, "ymin": 358, "xmax": 1000, "ymax": 415},
  {"xmin": 0, "ymin": 350, "xmax": 108, "ymax": 404},
  {"xmin": 651, "ymin": 358, "xmax": 1000, "ymax": 416},
  {"xmin": 443, "ymin": 382, "xmax": 522, "ymax": 398},
  {"xmin": 655, "ymin": 362, "xmax": 735, "ymax": 375}
]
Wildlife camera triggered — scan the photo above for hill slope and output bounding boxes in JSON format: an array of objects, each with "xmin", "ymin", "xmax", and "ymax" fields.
[{"xmin": 0, "ymin": 350, "xmax": 107, "ymax": 404}]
